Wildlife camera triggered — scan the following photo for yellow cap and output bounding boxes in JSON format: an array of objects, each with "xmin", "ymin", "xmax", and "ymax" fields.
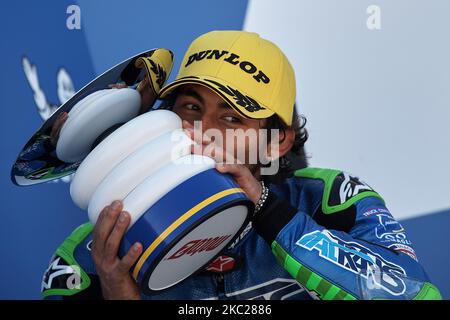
[{"xmin": 159, "ymin": 30, "xmax": 296, "ymax": 126}]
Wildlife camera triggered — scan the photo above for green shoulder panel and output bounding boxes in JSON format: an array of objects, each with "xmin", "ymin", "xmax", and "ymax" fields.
[
  {"xmin": 42, "ymin": 223, "xmax": 93, "ymax": 298},
  {"xmin": 272, "ymin": 241, "xmax": 356, "ymax": 300},
  {"xmin": 272, "ymin": 241, "xmax": 443, "ymax": 300},
  {"xmin": 294, "ymin": 167, "xmax": 385, "ymax": 215},
  {"xmin": 413, "ymin": 282, "xmax": 443, "ymax": 300}
]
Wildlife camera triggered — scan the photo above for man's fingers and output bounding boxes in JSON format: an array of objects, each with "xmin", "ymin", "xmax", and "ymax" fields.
[
  {"xmin": 92, "ymin": 204, "xmax": 109, "ymax": 254},
  {"xmin": 108, "ymin": 83, "xmax": 127, "ymax": 89},
  {"xmin": 216, "ymin": 163, "xmax": 247, "ymax": 178},
  {"xmin": 216, "ymin": 164, "xmax": 262, "ymax": 203},
  {"xmin": 136, "ymin": 77, "xmax": 149, "ymax": 93},
  {"xmin": 216, "ymin": 163, "xmax": 254, "ymax": 184},
  {"xmin": 104, "ymin": 211, "xmax": 131, "ymax": 262},
  {"xmin": 92, "ymin": 200, "xmax": 123, "ymax": 252},
  {"xmin": 93, "ymin": 203, "xmax": 109, "ymax": 234},
  {"xmin": 118, "ymin": 242, "xmax": 143, "ymax": 273}
]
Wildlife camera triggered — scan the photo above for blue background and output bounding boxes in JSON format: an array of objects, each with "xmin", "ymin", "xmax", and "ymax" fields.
[{"xmin": 0, "ymin": 0, "xmax": 448, "ymax": 299}]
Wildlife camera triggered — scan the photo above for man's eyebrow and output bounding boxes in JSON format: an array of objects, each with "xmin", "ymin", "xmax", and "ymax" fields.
[
  {"xmin": 218, "ymin": 101, "xmax": 247, "ymax": 120},
  {"xmin": 178, "ymin": 88, "xmax": 204, "ymax": 104},
  {"xmin": 178, "ymin": 87, "xmax": 235, "ymax": 111},
  {"xmin": 218, "ymin": 101, "xmax": 232, "ymax": 110}
]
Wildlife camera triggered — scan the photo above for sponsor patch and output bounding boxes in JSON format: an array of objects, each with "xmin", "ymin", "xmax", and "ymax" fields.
[
  {"xmin": 205, "ymin": 255, "xmax": 237, "ymax": 273},
  {"xmin": 334, "ymin": 172, "xmax": 374, "ymax": 205},
  {"xmin": 167, "ymin": 235, "xmax": 232, "ymax": 260},
  {"xmin": 363, "ymin": 207, "xmax": 391, "ymax": 217},
  {"xmin": 388, "ymin": 244, "xmax": 418, "ymax": 262},
  {"xmin": 375, "ymin": 214, "xmax": 412, "ymax": 246},
  {"xmin": 227, "ymin": 222, "xmax": 252, "ymax": 250},
  {"xmin": 41, "ymin": 256, "xmax": 81, "ymax": 292},
  {"xmin": 296, "ymin": 230, "xmax": 407, "ymax": 296},
  {"xmin": 184, "ymin": 50, "xmax": 270, "ymax": 85}
]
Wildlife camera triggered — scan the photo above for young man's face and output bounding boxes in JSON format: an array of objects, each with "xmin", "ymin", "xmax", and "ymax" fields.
[{"xmin": 171, "ymin": 84, "xmax": 290, "ymax": 175}]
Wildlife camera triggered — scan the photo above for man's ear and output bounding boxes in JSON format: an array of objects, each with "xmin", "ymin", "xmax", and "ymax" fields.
[{"xmin": 266, "ymin": 128, "xmax": 295, "ymax": 161}]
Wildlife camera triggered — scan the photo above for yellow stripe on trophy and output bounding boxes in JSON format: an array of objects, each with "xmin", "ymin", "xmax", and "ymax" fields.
[{"xmin": 132, "ymin": 188, "xmax": 244, "ymax": 280}]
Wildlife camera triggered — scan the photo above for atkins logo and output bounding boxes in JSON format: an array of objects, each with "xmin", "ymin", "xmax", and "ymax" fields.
[{"xmin": 296, "ymin": 230, "xmax": 407, "ymax": 296}]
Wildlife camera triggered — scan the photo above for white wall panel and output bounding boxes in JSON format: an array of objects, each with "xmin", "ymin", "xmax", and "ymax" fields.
[{"xmin": 244, "ymin": 0, "xmax": 450, "ymax": 219}]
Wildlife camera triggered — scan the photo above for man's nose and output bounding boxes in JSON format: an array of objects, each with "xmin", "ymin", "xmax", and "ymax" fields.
[
  {"xmin": 181, "ymin": 119, "xmax": 194, "ymax": 131},
  {"xmin": 181, "ymin": 117, "xmax": 215, "ymax": 146},
  {"xmin": 181, "ymin": 116, "xmax": 213, "ymax": 131},
  {"xmin": 198, "ymin": 115, "xmax": 215, "ymax": 133}
]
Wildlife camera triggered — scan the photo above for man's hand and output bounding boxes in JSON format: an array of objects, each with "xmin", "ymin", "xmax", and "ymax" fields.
[
  {"xmin": 136, "ymin": 77, "xmax": 154, "ymax": 113},
  {"xmin": 216, "ymin": 164, "xmax": 262, "ymax": 204},
  {"xmin": 91, "ymin": 200, "xmax": 143, "ymax": 300}
]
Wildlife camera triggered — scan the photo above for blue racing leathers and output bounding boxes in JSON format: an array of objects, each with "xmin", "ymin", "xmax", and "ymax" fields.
[{"xmin": 41, "ymin": 167, "xmax": 442, "ymax": 300}]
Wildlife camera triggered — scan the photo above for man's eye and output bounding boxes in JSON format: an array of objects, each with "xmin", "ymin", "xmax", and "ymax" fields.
[
  {"xmin": 184, "ymin": 103, "xmax": 200, "ymax": 111},
  {"xmin": 223, "ymin": 116, "xmax": 241, "ymax": 123}
]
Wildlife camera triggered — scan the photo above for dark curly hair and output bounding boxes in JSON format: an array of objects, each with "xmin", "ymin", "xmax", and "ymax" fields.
[
  {"xmin": 263, "ymin": 106, "xmax": 309, "ymax": 184},
  {"xmin": 156, "ymin": 90, "xmax": 309, "ymax": 184}
]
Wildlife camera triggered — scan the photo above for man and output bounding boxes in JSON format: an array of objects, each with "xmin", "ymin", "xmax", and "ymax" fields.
[{"xmin": 42, "ymin": 30, "xmax": 441, "ymax": 300}]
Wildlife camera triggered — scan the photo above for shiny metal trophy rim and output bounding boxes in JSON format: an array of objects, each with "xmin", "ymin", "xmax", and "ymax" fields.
[{"xmin": 11, "ymin": 48, "xmax": 169, "ymax": 186}]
